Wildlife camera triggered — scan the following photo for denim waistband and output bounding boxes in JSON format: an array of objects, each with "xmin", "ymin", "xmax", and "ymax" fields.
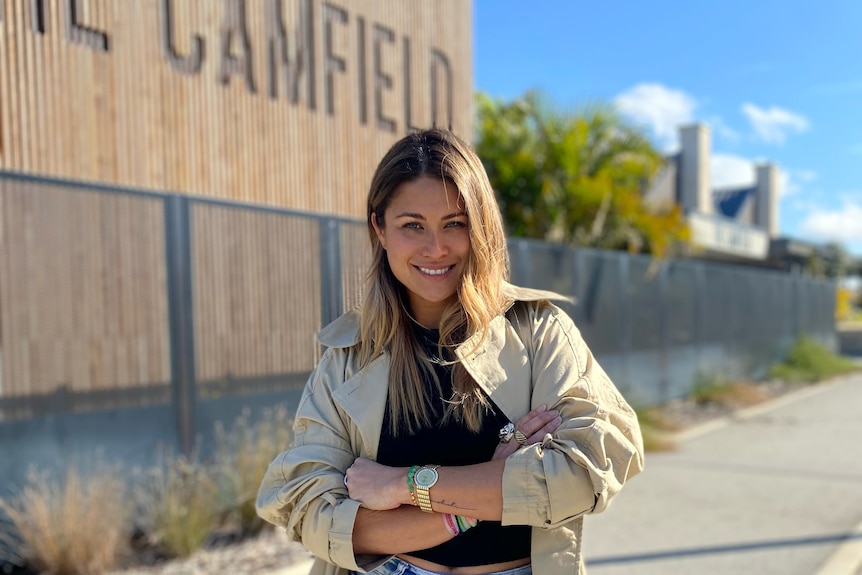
[{"xmin": 356, "ymin": 556, "xmax": 532, "ymax": 575}]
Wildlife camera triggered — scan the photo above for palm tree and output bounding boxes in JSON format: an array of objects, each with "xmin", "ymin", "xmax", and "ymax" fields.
[{"xmin": 475, "ymin": 91, "xmax": 689, "ymax": 257}]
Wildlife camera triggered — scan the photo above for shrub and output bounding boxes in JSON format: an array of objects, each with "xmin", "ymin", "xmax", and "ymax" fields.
[
  {"xmin": 836, "ymin": 286, "xmax": 855, "ymax": 321},
  {"xmin": 0, "ymin": 466, "xmax": 129, "ymax": 575},
  {"xmin": 691, "ymin": 373, "xmax": 768, "ymax": 407},
  {"xmin": 768, "ymin": 334, "xmax": 859, "ymax": 383},
  {"xmin": 634, "ymin": 406, "xmax": 677, "ymax": 452},
  {"xmin": 133, "ymin": 454, "xmax": 219, "ymax": 558},
  {"xmin": 213, "ymin": 406, "xmax": 293, "ymax": 535}
]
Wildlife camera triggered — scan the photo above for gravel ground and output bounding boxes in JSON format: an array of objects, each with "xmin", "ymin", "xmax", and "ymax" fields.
[
  {"xmin": 105, "ymin": 379, "xmax": 807, "ymax": 575},
  {"xmin": 106, "ymin": 528, "xmax": 311, "ymax": 575}
]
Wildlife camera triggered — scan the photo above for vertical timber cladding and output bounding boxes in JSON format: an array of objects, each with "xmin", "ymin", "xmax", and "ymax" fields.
[{"xmin": 0, "ymin": 0, "xmax": 473, "ymax": 218}]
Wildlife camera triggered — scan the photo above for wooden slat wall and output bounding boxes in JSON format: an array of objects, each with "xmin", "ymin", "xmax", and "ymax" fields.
[
  {"xmin": 340, "ymin": 221, "xmax": 372, "ymax": 312},
  {"xmin": 191, "ymin": 202, "xmax": 322, "ymax": 381},
  {"xmin": 0, "ymin": 180, "xmax": 170, "ymax": 397},
  {"xmin": 0, "ymin": 0, "xmax": 474, "ymax": 220}
]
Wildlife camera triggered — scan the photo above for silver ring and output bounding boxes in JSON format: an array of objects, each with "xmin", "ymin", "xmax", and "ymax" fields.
[
  {"xmin": 514, "ymin": 429, "xmax": 528, "ymax": 445},
  {"xmin": 343, "ymin": 474, "xmax": 348, "ymax": 486},
  {"xmin": 498, "ymin": 422, "xmax": 515, "ymax": 444}
]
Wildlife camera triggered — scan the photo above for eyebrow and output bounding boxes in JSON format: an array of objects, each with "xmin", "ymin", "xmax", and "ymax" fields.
[{"xmin": 392, "ymin": 211, "xmax": 467, "ymax": 220}]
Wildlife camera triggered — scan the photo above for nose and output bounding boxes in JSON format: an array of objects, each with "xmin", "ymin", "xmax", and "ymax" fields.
[{"xmin": 422, "ymin": 231, "xmax": 448, "ymax": 258}]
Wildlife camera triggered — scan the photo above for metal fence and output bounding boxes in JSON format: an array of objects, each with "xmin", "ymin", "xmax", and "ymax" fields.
[{"xmin": 0, "ymin": 172, "xmax": 836, "ymax": 489}]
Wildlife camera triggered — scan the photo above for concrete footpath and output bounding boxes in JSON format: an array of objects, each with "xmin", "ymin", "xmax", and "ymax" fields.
[
  {"xmin": 270, "ymin": 373, "xmax": 862, "ymax": 575},
  {"xmin": 582, "ymin": 372, "xmax": 862, "ymax": 575}
]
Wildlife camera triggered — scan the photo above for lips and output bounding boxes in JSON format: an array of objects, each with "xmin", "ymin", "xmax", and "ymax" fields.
[{"xmin": 417, "ymin": 265, "xmax": 454, "ymax": 276}]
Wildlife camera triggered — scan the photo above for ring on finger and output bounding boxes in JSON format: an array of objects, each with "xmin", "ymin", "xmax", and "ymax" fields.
[
  {"xmin": 343, "ymin": 474, "xmax": 348, "ymax": 486},
  {"xmin": 514, "ymin": 429, "xmax": 528, "ymax": 445},
  {"xmin": 498, "ymin": 422, "xmax": 515, "ymax": 444}
]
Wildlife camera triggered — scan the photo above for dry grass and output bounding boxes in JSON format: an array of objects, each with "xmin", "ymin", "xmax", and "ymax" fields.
[
  {"xmin": 635, "ymin": 406, "xmax": 680, "ymax": 452},
  {"xmin": 213, "ymin": 406, "xmax": 293, "ymax": 536},
  {"xmin": 133, "ymin": 454, "xmax": 220, "ymax": 559},
  {"xmin": 0, "ymin": 408, "xmax": 295, "ymax": 572},
  {"xmin": 636, "ymin": 373, "xmax": 780, "ymax": 452},
  {"xmin": 691, "ymin": 380, "xmax": 770, "ymax": 408},
  {"xmin": 0, "ymin": 466, "xmax": 130, "ymax": 574}
]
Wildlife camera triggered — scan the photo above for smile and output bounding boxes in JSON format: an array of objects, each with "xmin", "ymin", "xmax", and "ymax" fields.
[{"xmin": 417, "ymin": 265, "xmax": 454, "ymax": 276}]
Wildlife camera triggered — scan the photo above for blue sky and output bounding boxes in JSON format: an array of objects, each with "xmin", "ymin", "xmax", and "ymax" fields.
[{"xmin": 473, "ymin": 0, "xmax": 862, "ymax": 256}]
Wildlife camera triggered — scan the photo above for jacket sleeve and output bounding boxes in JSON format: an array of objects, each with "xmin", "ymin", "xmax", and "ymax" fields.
[
  {"xmin": 256, "ymin": 348, "xmax": 376, "ymax": 571},
  {"xmin": 500, "ymin": 303, "xmax": 645, "ymax": 528}
]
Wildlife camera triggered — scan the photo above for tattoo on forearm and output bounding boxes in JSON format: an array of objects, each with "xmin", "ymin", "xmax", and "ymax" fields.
[{"xmin": 432, "ymin": 498, "xmax": 476, "ymax": 511}]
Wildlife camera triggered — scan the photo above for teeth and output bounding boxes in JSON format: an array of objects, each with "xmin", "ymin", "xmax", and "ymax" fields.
[{"xmin": 419, "ymin": 266, "xmax": 451, "ymax": 276}]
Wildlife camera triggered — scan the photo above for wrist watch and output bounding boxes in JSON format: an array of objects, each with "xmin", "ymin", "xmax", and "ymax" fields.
[{"xmin": 414, "ymin": 465, "xmax": 440, "ymax": 513}]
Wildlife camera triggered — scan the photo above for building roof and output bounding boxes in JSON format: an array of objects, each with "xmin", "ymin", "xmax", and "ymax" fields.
[{"xmin": 713, "ymin": 187, "xmax": 756, "ymax": 218}]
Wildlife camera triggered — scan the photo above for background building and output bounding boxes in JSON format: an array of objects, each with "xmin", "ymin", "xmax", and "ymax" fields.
[{"xmin": 646, "ymin": 124, "xmax": 778, "ymax": 264}]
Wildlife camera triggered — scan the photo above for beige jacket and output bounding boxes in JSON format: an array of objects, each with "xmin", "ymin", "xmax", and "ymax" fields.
[{"xmin": 256, "ymin": 286, "xmax": 644, "ymax": 575}]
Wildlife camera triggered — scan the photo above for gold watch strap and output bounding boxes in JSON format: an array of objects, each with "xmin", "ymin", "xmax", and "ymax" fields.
[
  {"xmin": 417, "ymin": 486, "xmax": 434, "ymax": 513},
  {"xmin": 415, "ymin": 465, "xmax": 439, "ymax": 513}
]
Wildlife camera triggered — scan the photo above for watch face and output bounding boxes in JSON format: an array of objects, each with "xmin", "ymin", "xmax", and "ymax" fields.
[{"xmin": 415, "ymin": 467, "xmax": 438, "ymax": 487}]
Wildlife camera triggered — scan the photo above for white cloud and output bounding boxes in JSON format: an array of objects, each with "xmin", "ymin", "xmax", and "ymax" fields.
[
  {"xmin": 741, "ymin": 103, "xmax": 810, "ymax": 145},
  {"xmin": 614, "ymin": 83, "xmax": 697, "ymax": 151},
  {"xmin": 780, "ymin": 169, "xmax": 816, "ymax": 197},
  {"xmin": 800, "ymin": 201, "xmax": 862, "ymax": 244},
  {"xmin": 705, "ymin": 116, "xmax": 740, "ymax": 142},
  {"xmin": 711, "ymin": 154, "xmax": 754, "ymax": 189}
]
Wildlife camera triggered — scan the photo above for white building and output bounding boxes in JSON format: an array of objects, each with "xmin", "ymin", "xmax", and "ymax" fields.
[{"xmin": 647, "ymin": 124, "xmax": 779, "ymax": 264}]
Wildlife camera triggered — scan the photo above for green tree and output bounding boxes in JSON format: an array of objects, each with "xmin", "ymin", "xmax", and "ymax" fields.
[
  {"xmin": 475, "ymin": 91, "xmax": 690, "ymax": 257},
  {"xmin": 806, "ymin": 242, "xmax": 852, "ymax": 279},
  {"xmin": 823, "ymin": 242, "xmax": 851, "ymax": 278}
]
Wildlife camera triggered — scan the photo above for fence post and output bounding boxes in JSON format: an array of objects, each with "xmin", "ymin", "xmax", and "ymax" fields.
[
  {"xmin": 617, "ymin": 253, "xmax": 632, "ymax": 392},
  {"xmin": 657, "ymin": 262, "xmax": 670, "ymax": 402},
  {"xmin": 693, "ymin": 262, "xmax": 706, "ymax": 373},
  {"xmin": 165, "ymin": 195, "xmax": 197, "ymax": 456},
  {"xmin": 319, "ymin": 218, "xmax": 343, "ymax": 326}
]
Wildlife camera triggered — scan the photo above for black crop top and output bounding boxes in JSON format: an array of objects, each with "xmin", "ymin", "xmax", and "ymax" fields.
[{"xmin": 375, "ymin": 324, "xmax": 531, "ymax": 567}]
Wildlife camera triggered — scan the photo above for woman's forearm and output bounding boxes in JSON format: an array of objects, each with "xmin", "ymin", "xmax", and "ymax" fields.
[
  {"xmin": 422, "ymin": 459, "xmax": 506, "ymax": 520},
  {"xmin": 351, "ymin": 459, "xmax": 507, "ymax": 554},
  {"xmin": 347, "ymin": 457, "xmax": 508, "ymax": 521},
  {"xmin": 352, "ymin": 506, "xmax": 454, "ymax": 555}
]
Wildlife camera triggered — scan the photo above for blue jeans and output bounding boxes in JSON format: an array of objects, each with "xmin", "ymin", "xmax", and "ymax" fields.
[{"xmin": 356, "ymin": 556, "xmax": 532, "ymax": 575}]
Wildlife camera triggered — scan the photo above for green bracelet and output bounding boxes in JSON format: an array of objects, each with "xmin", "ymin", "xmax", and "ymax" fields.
[
  {"xmin": 455, "ymin": 515, "xmax": 478, "ymax": 532},
  {"xmin": 407, "ymin": 465, "xmax": 419, "ymax": 506}
]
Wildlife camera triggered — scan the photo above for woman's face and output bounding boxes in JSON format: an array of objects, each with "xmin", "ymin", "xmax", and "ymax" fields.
[{"xmin": 372, "ymin": 176, "xmax": 470, "ymax": 328}]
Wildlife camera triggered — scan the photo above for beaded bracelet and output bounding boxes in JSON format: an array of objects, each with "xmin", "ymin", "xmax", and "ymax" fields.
[
  {"xmin": 406, "ymin": 465, "xmax": 420, "ymax": 507},
  {"xmin": 442, "ymin": 513, "xmax": 479, "ymax": 536}
]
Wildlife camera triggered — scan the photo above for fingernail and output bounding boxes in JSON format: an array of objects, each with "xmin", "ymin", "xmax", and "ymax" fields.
[
  {"xmin": 550, "ymin": 410, "xmax": 559, "ymax": 417},
  {"xmin": 538, "ymin": 405, "xmax": 547, "ymax": 412}
]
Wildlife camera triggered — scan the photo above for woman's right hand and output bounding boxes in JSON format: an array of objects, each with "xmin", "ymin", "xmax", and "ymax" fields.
[{"xmin": 492, "ymin": 405, "xmax": 561, "ymax": 460}]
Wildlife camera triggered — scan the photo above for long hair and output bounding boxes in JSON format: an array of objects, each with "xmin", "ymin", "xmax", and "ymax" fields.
[{"xmin": 359, "ymin": 129, "xmax": 511, "ymax": 435}]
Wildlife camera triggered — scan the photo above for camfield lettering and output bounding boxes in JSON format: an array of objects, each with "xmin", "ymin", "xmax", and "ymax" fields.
[
  {"xmin": 19, "ymin": 0, "xmax": 455, "ymax": 131},
  {"xmin": 160, "ymin": 0, "xmax": 455, "ymax": 130},
  {"xmin": 30, "ymin": 0, "xmax": 109, "ymax": 51}
]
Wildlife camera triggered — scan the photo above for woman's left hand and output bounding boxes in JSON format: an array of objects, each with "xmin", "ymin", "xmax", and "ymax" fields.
[
  {"xmin": 492, "ymin": 405, "xmax": 561, "ymax": 460},
  {"xmin": 344, "ymin": 457, "xmax": 409, "ymax": 510}
]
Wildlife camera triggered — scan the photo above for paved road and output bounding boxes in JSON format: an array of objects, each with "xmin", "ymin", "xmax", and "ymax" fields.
[
  {"xmin": 271, "ymin": 373, "xmax": 862, "ymax": 575},
  {"xmin": 582, "ymin": 373, "xmax": 862, "ymax": 575}
]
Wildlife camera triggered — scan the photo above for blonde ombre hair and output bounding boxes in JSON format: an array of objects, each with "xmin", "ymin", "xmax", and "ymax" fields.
[{"xmin": 359, "ymin": 129, "xmax": 511, "ymax": 435}]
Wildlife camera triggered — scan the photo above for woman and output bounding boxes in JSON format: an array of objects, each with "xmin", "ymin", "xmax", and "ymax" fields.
[{"xmin": 257, "ymin": 129, "xmax": 644, "ymax": 575}]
